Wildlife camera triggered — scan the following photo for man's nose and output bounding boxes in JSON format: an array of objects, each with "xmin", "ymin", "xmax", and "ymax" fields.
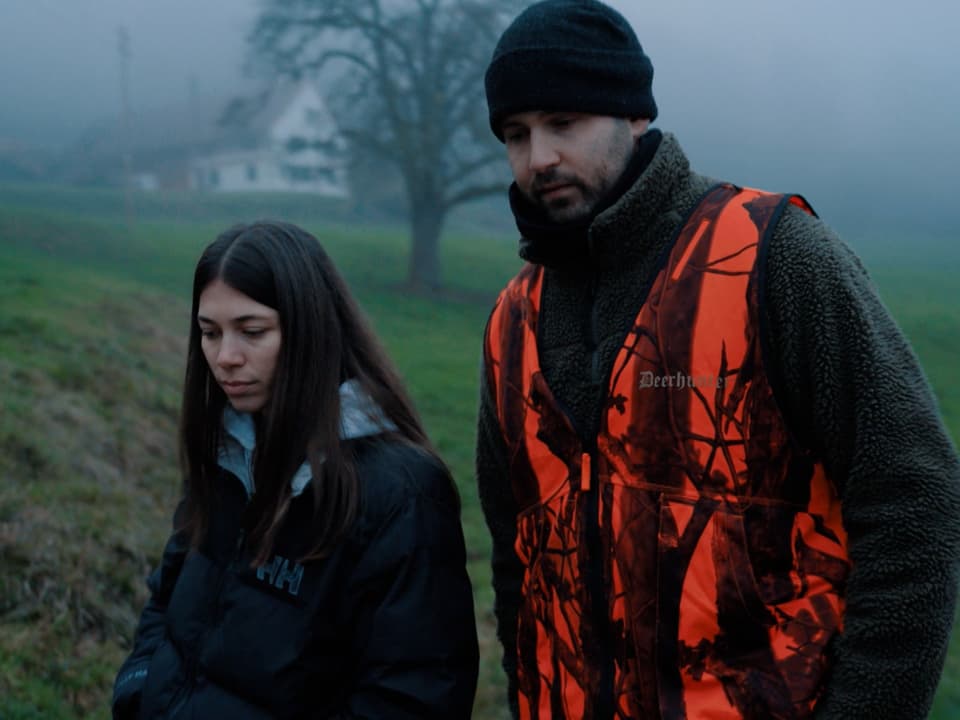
[{"xmin": 528, "ymin": 130, "xmax": 559, "ymax": 173}]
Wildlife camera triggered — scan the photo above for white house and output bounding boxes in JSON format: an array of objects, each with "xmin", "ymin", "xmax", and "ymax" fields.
[{"xmin": 190, "ymin": 82, "xmax": 347, "ymax": 197}]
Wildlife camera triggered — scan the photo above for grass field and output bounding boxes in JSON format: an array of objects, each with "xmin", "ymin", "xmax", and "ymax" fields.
[{"xmin": 0, "ymin": 184, "xmax": 958, "ymax": 718}]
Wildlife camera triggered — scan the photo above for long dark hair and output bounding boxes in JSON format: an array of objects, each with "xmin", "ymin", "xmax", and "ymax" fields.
[{"xmin": 179, "ymin": 221, "xmax": 450, "ymax": 563}]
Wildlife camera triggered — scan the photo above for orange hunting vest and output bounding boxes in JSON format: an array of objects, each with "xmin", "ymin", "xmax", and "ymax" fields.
[{"xmin": 484, "ymin": 185, "xmax": 850, "ymax": 720}]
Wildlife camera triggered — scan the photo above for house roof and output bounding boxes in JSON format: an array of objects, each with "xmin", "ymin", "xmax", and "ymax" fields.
[
  {"xmin": 218, "ymin": 82, "xmax": 310, "ymax": 136},
  {"xmin": 57, "ymin": 80, "xmax": 337, "ymax": 183}
]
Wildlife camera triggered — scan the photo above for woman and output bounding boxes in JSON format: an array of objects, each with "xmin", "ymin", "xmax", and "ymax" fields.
[{"xmin": 112, "ymin": 221, "xmax": 479, "ymax": 719}]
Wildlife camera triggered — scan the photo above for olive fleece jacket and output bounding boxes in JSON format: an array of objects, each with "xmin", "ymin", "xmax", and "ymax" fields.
[{"xmin": 476, "ymin": 131, "xmax": 960, "ymax": 719}]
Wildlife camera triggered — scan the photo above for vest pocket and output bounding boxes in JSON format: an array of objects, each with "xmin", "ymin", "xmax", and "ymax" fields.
[
  {"xmin": 656, "ymin": 495, "xmax": 770, "ymax": 644},
  {"xmin": 656, "ymin": 495, "xmax": 843, "ymax": 718}
]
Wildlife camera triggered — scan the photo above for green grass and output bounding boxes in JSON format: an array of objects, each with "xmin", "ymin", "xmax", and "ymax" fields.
[
  {"xmin": 0, "ymin": 192, "xmax": 520, "ymax": 719},
  {"xmin": 1, "ymin": 185, "xmax": 958, "ymax": 718}
]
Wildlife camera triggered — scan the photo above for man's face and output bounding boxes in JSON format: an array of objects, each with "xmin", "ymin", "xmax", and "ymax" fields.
[{"xmin": 502, "ymin": 111, "xmax": 650, "ymax": 223}]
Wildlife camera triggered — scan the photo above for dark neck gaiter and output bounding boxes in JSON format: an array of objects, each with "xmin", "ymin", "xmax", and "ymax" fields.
[{"xmin": 509, "ymin": 128, "xmax": 662, "ymax": 268}]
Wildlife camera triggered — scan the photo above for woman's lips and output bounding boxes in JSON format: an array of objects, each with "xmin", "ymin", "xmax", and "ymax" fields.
[{"xmin": 221, "ymin": 380, "xmax": 255, "ymax": 395}]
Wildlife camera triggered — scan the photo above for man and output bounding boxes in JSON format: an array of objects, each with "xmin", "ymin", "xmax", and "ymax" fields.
[{"xmin": 475, "ymin": 1, "xmax": 960, "ymax": 719}]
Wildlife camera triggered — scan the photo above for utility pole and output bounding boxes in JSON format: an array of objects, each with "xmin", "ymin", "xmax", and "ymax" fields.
[
  {"xmin": 117, "ymin": 25, "xmax": 135, "ymax": 233},
  {"xmin": 188, "ymin": 74, "xmax": 200, "ymax": 190}
]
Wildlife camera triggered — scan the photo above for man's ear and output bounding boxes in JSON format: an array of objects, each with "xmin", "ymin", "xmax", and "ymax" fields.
[{"xmin": 629, "ymin": 117, "xmax": 651, "ymax": 140}]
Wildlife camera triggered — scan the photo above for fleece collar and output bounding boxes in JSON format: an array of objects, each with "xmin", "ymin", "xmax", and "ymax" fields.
[
  {"xmin": 509, "ymin": 129, "xmax": 662, "ymax": 268},
  {"xmin": 586, "ymin": 132, "xmax": 693, "ymax": 268},
  {"xmin": 216, "ymin": 378, "xmax": 396, "ymax": 499}
]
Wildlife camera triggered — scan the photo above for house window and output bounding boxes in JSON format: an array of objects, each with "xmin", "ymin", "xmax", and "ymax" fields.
[
  {"xmin": 286, "ymin": 136, "xmax": 309, "ymax": 153},
  {"xmin": 286, "ymin": 165, "xmax": 312, "ymax": 182},
  {"xmin": 246, "ymin": 164, "xmax": 257, "ymax": 182},
  {"xmin": 285, "ymin": 165, "xmax": 336, "ymax": 183}
]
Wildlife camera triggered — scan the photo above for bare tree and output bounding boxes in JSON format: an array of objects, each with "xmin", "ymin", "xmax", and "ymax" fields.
[{"xmin": 250, "ymin": 0, "xmax": 522, "ymax": 291}]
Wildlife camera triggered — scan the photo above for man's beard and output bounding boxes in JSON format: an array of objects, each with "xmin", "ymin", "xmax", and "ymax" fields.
[{"xmin": 528, "ymin": 169, "xmax": 600, "ymax": 224}]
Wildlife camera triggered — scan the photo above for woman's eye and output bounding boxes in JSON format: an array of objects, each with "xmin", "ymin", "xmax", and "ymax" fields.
[
  {"xmin": 243, "ymin": 329, "xmax": 265, "ymax": 337},
  {"xmin": 200, "ymin": 329, "xmax": 218, "ymax": 339}
]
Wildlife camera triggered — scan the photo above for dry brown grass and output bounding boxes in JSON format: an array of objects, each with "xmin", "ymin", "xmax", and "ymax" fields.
[{"xmin": 0, "ymin": 287, "xmax": 186, "ymax": 718}]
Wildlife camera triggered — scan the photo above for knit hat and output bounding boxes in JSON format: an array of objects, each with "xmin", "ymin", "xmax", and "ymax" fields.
[{"xmin": 485, "ymin": 0, "xmax": 658, "ymax": 141}]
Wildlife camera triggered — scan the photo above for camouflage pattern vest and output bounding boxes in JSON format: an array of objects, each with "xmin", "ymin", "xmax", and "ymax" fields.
[{"xmin": 484, "ymin": 184, "xmax": 851, "ymax": 720}]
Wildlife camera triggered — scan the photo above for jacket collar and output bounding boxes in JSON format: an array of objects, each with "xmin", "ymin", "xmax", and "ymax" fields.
[
  {"xmin": 217, "ymin": 378, "xmax": 397, "ymax": 499},
  {"xmin": 510, "ymin": 131, "xmax": 693, "ymax": 272},
  {"xmin": 509, "ymin": 129, "xmax": 671, "ymax": 269},
  {"xmin": 587, "ymin": 132, "xmax": 693, "ymax": 269}
]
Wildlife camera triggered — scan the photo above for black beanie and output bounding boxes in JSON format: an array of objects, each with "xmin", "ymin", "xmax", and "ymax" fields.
[{"xmin": 485, "ymin": 0, "xmax": 657, "ymax": 141}]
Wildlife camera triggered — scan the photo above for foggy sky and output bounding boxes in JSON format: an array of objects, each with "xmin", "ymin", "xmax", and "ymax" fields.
[
  {"xmin": 624, "ymin": 2, "xmax": 960, "ymax": 203},
  {"xmin": 0, "ymin": 0, "xmax": 258, "ymax": 146},
  {"xmin": 1, "ymin": 0, "xmax": 957, "ymax": 231}
]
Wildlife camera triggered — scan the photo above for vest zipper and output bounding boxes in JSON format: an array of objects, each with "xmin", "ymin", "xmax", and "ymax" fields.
[
  {"xmin": 584, "ymin": 266, "xmax": 614, "ymax": 718},
  {"xmin": 581, "ymin": 443, "xmax": 614, "ymax": 720}
]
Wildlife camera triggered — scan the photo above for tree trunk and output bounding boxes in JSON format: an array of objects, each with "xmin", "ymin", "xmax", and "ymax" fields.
[{"xmin": 406, "ymin": 200, "xmax": 446, "ymax": 292}]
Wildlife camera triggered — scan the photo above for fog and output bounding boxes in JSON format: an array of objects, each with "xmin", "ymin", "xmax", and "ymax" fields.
[
  {"xmin": 625, "ymin": 1, "xmax": 960, "ymax": 235},
  {"xmin": 0, "ymin": 0, "xmax": 257, "ymax": 146},
  {"xmin": 1, "ymin": 0, "xmax": 957, "ymax": 238}
]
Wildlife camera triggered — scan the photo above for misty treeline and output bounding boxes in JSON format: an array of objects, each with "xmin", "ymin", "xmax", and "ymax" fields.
[{"xmin": 251, "ymin": 0, "xmax": 526, "ymax": 290}]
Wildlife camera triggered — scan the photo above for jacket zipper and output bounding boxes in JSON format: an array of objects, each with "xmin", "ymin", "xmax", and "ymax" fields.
[
  {"xmin": 165, "ymin": 659, "xmax": 196, "ymax": 717},
  {"xmin": 589, "ymin": 271, "xmax": 603, "ymax": 387},
  {"xmin": 214, "ymin": 526, "xmax": 246, "ymax": 619},
  {"xmin": 165, "ymin": 527, "xmax": 246, "ymax": 717}
]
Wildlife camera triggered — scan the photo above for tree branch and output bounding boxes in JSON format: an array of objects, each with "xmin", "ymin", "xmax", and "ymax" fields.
[
  {"xmin": 249, "ymin": 0, "xmax": 521, "ymax": 287},
  {"xmin": 341, "ymin": 128, "xmax": 403, "ymax": 165},
  {"xmin": 444, "ymin": 181, "xmax": 507, "ymax": 210},
  {"xmin": 443, "ymin": 151, "xmax": 504, "ymax": 184}
]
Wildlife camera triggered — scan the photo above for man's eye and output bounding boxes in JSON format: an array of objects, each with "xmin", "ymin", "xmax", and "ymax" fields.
[{"xmin": 550, "ymin": 116, "xmax": 573, "ymax": 129}]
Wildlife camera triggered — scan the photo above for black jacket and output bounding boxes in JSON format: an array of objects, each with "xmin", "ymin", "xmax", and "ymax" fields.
[
  {"xmin": 114, "ymin": 439, "xmax": 479, "ymax": 719},
  {"xmin": 477, "ymin": 131, "xmax": 960, "ymax": 718}
]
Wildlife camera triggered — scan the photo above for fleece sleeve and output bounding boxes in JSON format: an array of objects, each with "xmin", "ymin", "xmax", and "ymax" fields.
[
  {"xmin": 763, "ymin": 206, "xmax": 960, "ymax": 720},
  {"xmin": 476, "ymin": 360, "xmax": 526, "ymax": 719},
  {"xmin": 332, "ymin": 463, "xmax": 479, "ymax": 720},
  {"xmin": 112, "ymin": 505, "xmax": 189, "ymax": 720}
]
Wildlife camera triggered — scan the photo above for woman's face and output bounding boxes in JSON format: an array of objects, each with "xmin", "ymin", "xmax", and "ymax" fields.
[{"xmin": 197, "ymin": 279, "xmax": 281, "ymax": 414}]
